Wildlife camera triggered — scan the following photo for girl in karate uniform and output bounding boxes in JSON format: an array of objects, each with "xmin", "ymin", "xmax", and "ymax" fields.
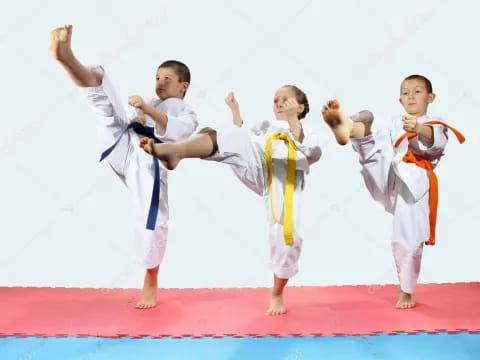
[{"xmin": 141, "ymin": 86, "xmax": 321, "ymax": 315}]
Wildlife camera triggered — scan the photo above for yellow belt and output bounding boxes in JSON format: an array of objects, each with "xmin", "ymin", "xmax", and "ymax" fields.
[{"xmin": 264, "ymin": 132, "xmax": 296, "ymax": 246}]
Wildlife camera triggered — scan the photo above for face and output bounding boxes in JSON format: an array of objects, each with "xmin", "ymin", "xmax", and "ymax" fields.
[
  {"xmin": 273, "ymin": 87, "xmax": 304, "ymax": 121},
  {"xmin": 155, "ymin": 67, "xmax": 189, "ymax": 100},
  {"xmin": 399, "ymin": 79, "xmax": 435, "ymax": 117}
]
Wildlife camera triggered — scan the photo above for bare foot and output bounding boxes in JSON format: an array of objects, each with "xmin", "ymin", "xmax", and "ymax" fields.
[
  {"xmin": 136, "ymin": 268, "xmax": 158, "ymax": 309},
  {"xmin": 396, "ymin": 289, "xmax": 416, "ymax": 309},
  {"xmin": 266, "ymin": 294, "xmax": 287, "ymax": 316},
  {"xmin": 140, "ymin": 138, "xmax": 182, "ymax": 170},
  {"xmin": 322, "ymin": 100, "xmax": 353, "ymax": 145},
  {"xmin": 49, "ymin": 25, "xmax": 74, "ymax": 61}
]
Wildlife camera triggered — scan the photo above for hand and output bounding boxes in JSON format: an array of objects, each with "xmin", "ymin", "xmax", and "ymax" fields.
[
  {"xmin": 131, "ymin": 115, "xmax": 146, "ymax": 125},
  {"xmin": 128, "ymin": 95, "xmax": 146, "ymax": 110},
  {"xmin": 402, "ymin": 114, "xmax": 420, "ymax": 133},
  {"xmin": 225, "ymin": 92, "xmax": 240, "ymax": 111},
  {"xmin": 284, "ymin": 98, "xmax": 300, "ymax": 119}
]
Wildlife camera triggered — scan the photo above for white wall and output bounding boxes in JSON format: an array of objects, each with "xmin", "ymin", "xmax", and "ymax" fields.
[{"xmin": 1, "ymin": 0, "xmax": 478, "ymax": 289}]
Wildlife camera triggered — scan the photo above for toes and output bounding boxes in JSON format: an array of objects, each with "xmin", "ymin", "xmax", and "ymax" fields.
[
  {"xmin": 139, "ymin": 137, "xmax": 149, "ymax": 148},
  {"xmin": 396, "ymin": 301, "xmax": 415, "ymax": 309},
  {"xmin": 135, "ymin": 302, "xmax": 156, "ymax": 309},
  {"xmin": 265, "ymin": 307, "xmax": 286, "ymax": 316},
  {"xmin": 326, "ymin": 100, "xmax": 335, "ymax": 109}
]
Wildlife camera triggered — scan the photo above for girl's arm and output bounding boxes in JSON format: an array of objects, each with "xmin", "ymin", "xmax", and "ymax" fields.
[
  {"xmin": 284, "ymin": 98, "xmax": 304, "ymax": 142},
  {"xmin": 225, "ymin": 92, "xmax": 243, "ymax": 127}
]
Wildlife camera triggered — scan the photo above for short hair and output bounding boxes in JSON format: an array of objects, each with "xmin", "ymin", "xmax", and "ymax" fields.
[
  {"xmin": 402, "ymin": 74, "xmax": 433, "ymax": 93},
  {"xmin": 158, "ymin": 60, "xmax": 191, "ymax": 83},
  {"xmin": 283, "ymin": 85, "xmax": 310, "ymax": 120}
]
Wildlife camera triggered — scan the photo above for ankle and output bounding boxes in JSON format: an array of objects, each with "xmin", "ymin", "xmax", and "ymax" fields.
[{"xmin": 271, "ymin": 290, "xmax": 283, "ymax": 298}]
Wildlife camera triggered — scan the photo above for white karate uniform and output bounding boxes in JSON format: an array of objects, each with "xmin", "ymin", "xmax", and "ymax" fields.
[
  {"xmin": 351, "ymin": 115, "xmax": 448, "ymax": 293},
  {"xmin": 81, "ymin": 66, "xmax": 198, "ymax": 269},
  {"xmin": 205, "ymin": 120, "xmax": 322, "ymax": 279}
]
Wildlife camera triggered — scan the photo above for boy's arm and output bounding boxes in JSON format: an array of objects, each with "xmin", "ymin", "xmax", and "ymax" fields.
[
  {"xmin": 128, "ymin": 95, "xmax": 198, "ymax": 141},
  {"xmin": 403, "ymin": 114, "xmax": 450, "ymax": 156},
  {"xmin": 144, "ymin": 104, "xmax": 168, "ymax": 132},
  {"xmin": 417, "ymin": 125, "xmax": 434, "ymax": 147},
  {"xmin": 129, "ymin": 95, "xmax": 168, "ymax": 132},
  {"xmin": 403, "ymin": 114, "xmax": 434, "ymax": 147},
  {"xmin": 225, "ymin": 92, "xmax": 243, "ymax": 127}
]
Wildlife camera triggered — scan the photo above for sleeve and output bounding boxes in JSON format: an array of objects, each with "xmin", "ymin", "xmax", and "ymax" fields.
[
  {"xmin": 125, "ymin": 104, "xmax": 144, "ymax": 123},
  {"xmin": 417, "ymin": 119, "xmax": 449, "ymax": 157},
  {"xmin": 292, "ymin": 126, "xmax": 322, "ymax": 166},
  {"xmin": 153, "ymin": 98, "xmax": 199, "ymax": 142},
  {"xmin": 249, "ymin": 120, "xmax": 270, "ymax": 136}
]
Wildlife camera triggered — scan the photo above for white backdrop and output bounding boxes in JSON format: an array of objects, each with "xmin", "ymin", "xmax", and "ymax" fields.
[{"xmin": 0, "ymin": 0, "xmax": 478, "ymax": 289}]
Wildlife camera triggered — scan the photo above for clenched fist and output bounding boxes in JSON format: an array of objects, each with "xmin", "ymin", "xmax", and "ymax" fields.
[
  {"xmin": 402, "ymin": 114, "xmax": 420, "ymax": 133},
  {"xmin": 128, "ymin": 95, "xmax": 146, "ymax": 110},
  {"xmin": 225, "ymin": 92, "xmax": 240, "ymax": 111}
]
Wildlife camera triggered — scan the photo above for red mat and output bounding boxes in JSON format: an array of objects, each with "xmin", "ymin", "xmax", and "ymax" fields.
[{"xmin": 1, "ymin": 283, "xmax": 479, "ymax": 337}]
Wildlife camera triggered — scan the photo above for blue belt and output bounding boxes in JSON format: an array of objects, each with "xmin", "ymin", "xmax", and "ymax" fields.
[{"xmin": 100, "ymin": 122, "xmax": 163, "ymax": 230}]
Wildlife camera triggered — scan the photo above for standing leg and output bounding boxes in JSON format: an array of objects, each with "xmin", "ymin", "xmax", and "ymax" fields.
[
  {"xmin": 266, "ymin": 275, "xmax": 288, "ymax": 316},
  {"xmin": 126, "ymin": 153, "xmax": 170, "ymax": 309},
  {"xmin": 137, "ymin": 265, "xmax": 159, "ymax": 309},
  {"xmin": 392, "ymin": 179, "xmax": 429, "ymax": 309},
  {"xmin": 266, "ymin": 173, "xmax": 304, "ymax": 316}
]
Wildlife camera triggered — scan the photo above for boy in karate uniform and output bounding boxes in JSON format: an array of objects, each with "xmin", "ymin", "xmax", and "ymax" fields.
[
  {"xmin": 322, "ymin": 75, "xmax": 464, "ymax": 308},
  {"xmin": 50, "ymin": 25, "xmax": 198, "ymax": 309}
]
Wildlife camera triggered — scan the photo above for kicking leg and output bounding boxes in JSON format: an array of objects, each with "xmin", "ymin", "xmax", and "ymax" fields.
[
  {"xmin": 322, "ymin": 99, "xmax": 373, "ymax": 145},
  {"xmin": 140, "ymin": 129, "xmax": 218, "ymax": 170},
  {"xmin": 50, "ymin": 25, "xmax": 101, "ymax": 87}
]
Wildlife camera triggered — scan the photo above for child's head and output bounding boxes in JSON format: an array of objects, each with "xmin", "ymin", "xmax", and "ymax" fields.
[
  {"xmin": 399, "ymin": 74, "xmax": 435, "ymax": 117},
  {"xmin": 273, "ymin": 85, "xmax": 309, "ymax": 121},
  {"xmin": 156, "ymin": 60, "xmax": 191, "ymax": 100}
]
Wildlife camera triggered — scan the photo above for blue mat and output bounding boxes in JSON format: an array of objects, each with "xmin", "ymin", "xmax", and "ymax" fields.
[{"xmin": 1, "ymin": 332, "xmax": 479, "ymax": 360}]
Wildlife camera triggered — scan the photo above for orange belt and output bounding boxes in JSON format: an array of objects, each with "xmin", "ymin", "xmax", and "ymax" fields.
[{"xmin": 393, "ymin": 121, "xmax": 465, "ymax": 245}]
